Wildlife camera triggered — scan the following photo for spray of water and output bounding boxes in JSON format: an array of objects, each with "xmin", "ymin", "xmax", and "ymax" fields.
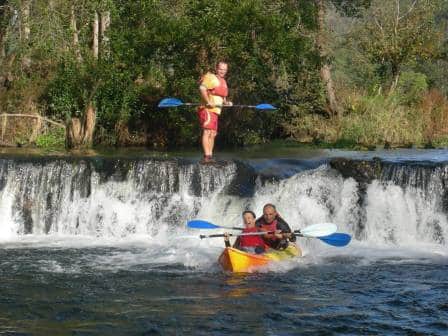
[{"xmin": 0, "ymin": 158, "xmax": 447, "ymax": 271}]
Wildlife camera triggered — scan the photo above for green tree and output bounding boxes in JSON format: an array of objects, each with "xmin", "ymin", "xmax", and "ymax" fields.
[{"xmin": 355, "ymin": 0, "xmax": 443, "ymax": 93}]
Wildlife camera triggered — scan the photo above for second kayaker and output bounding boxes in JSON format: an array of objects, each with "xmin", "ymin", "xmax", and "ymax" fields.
[
  {"xmin": 224, "ymin": 210, "xmax": 266, "ymax": 254},
  {"xmin": 256, "ymin": 203, "xmax": 296, "ymax": 250}
]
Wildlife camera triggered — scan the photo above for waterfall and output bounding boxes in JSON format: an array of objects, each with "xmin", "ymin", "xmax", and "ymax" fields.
[
  {"xmin": 0, "ymin": 158, "xmax": 238, "ymax": 238},
  {"xmin": 0, "ymin": 156, "xmax": 447, "ymax": 247}
]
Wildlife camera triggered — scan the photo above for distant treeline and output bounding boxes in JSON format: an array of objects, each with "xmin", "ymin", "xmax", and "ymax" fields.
[{"xmin": 0, "ymin": 0, "xmax": 447, "ymax": 149}]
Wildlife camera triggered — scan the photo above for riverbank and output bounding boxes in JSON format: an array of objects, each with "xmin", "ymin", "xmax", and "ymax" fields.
[{"xmin": 1, "ymin": 139, "xmax": 448, "ymax": 162}]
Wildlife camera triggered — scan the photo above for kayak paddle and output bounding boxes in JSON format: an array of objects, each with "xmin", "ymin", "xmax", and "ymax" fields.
[
  {"xmin": 191, "ymin": 220, "xmax": 350, "ymax": 247},
  {"xmin": 198, "ymin": 222, "xmax": 337, "ymax": 239},
  {"xmin": 296, "ymin": 223, "xmax": 337, "ymax": 238},
  {"xmin": 158, "ymin": 97, "xmax": 277, "ymax": 110},
  {"xmin": 187, "ymin": 219, "xmax": 243, "ymax": 231},
  {"xmin": 199, "ymin": 231, "xmax": 351, "ymax": 248},
  {"xmin": 318, "ymin": 233, "xmax": 351, "ymax": 247},
  {"xmin": 187, "ymin": 220, "xmax": 337, "ymax": 236}
]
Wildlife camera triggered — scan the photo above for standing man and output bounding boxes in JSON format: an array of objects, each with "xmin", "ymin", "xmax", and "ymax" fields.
[
  {"xmin": 197, "ymin": 61, "xmax": 232, "ymax": 164},
  {"xmin": 256, "ymin": 203, "xmax": 296, "ymax": 250}
]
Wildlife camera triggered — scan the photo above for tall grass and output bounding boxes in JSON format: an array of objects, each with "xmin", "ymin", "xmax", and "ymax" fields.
[
  {"xmin": 286, "ymin": 89, "xmax": 448, "ymax": 148},
  {"xmin": 339, "ymin": 93, "xmax": 425, "ymax": 147}
]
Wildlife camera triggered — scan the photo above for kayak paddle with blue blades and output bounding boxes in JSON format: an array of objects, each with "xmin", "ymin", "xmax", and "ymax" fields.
[
  {"xmin": 189, "ymin": 219, "xmax": 351, "ymax": 247},
  {"xmin": 318, "ymin": 233, "xmax": 351, "ymax": 247},
  {"xmin": 187, "ymin": 219, "xmax": 243, "ymax": 231},
  {"xmin": 158, "ymin": 97, "xmax": 277, "ymax": 110},
  {"xmin": 197, "ymin": 222, "xmax": 337, "ymax": 239}
]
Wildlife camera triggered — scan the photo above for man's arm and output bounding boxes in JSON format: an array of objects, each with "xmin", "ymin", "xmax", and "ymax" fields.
[
  {"xmin": 199, "ymin": 85, "xmax": 213, "ymax": 107},
  {"xmin": 277, "ymin": 217, "xmax": 296, "ymax": 242}
]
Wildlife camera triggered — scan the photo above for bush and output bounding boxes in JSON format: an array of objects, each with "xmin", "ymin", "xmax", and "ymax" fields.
[
  {"xmin": 397, "ymin": 71, "xmax": 428, "ymax": 105},
  {"xmin": 35, "ymin": 127, "xmax": 65, "ymax": 149},
  {"xmin": 339, "ymin": 93, "xmax": 425, "ymax": 146},
  {"xmin": 420, "ymin": 89, "xmax": 448, "ymax": 143},
  {"xmin": 44, "ymin": 58, "xmax": 95, "ymax": 121}
]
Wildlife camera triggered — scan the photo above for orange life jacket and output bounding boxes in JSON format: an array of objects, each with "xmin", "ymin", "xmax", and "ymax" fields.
[
  {"xmin": 259, "ymin": 219, "xmax": 280, "ymax": 249},
  {"xmin": 260, "ymin": 219, "xmax": 279, "ymax": 239},
  {"xmin": 208, "ymin": 76, "xmax": 228, "ymax": 97}
]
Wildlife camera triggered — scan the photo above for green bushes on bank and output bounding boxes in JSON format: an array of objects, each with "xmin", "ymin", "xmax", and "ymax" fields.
[
  {"xmin": 0, "ymin": 0, "xmax": 447, "ymax": 149},
  {"xmin": 35, "ymin": 127, "xmax": 65, "ymax": 149}
]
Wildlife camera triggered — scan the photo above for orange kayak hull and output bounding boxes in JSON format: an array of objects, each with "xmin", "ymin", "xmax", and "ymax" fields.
[{"xmin": 218, "ymin": 244, "xmax": 301, "ymax": 273}]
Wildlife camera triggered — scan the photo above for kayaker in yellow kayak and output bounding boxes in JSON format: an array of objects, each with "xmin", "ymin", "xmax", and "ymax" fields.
[
  {"xmin": 256, "ymin": 204, "xmax": 296, "ymax": 250},
  {"xmin": 224, "ymin": 210, "xmax": 266, "ymax": 254}
]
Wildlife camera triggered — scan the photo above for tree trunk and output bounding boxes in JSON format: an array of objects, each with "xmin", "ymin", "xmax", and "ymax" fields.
[
  {"xmin": 316, "ymin": 0, "xmax": 341, "ymax": 118},
  {"xmin": 21, "ymin": 0, "xmax": 30, "ymax": 41},
  {"xmin": 92, "ymin": 12, "xmax": 99, "ymax": 59},
  {"xmin": 0, "ymin": 36, "xmax": 4, "ymax": 59},
  {"xmin": 66, "ymin": 118, "xmax": 82, "ymax": 149},
  {"xmin": 0, "ymin": 24, "xmax": 5, "ymax": 58},
  {"xmin": 70, "ymin": 5, "xmax": 82, "ymax": 62},
  {"xmin": 100, "ymin": 11, "xmax": 110, "ymax": 58},
  {"xmin": 388, "ymin": 64, "xmax": 400, "ymax": 95},
  {"xmin": 66, "ymin": 103, "xmax": 96, "ymax": 149},
  {"xmin": 320, "ymin": 64, "xmax": 340, "ymax": 117},
  {"xmin": 29, "ymin": 114, "xmax": 43, "ymax": 143},
  {"xmin": 81, "ymin": 103, "xmax": 96, "ymax": 144}
]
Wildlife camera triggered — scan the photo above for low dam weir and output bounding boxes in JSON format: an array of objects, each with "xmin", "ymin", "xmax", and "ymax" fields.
[{"xmin": 0, "ymin": 154, "xmax": 447, "ymax": 246}]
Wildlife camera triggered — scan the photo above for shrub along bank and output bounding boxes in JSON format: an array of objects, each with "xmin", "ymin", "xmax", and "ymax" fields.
[{"xmin": 0, "ymin": 1, "xmax": 447, "ymax": 149}]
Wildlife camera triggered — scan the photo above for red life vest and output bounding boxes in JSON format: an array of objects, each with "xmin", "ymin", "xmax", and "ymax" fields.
[
  {"xmin": 239, "ymin": 227, "xmax": 265, "ymax": 248},
  {"xmin": 260, "ymin": 219, "xmax": 279, "ymax": 240},
  {"xmin": 209, "ymin": 77, "xmax": 228, "ymax": 97}
]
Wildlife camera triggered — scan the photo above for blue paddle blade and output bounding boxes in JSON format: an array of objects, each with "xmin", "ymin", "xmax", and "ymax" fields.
[
  {"xmin": 187, "ymin": 220, "xmax": 220, "ymax": 229},
  {"xmin": 318, "ymin": 233, "xmax": 351, "ymax": 247},
  {"xmin": 158, "ymin": 98, "xmax": 184, "ymax": 108},
  {"xmin": 255, "ymin": 103, "xmax": 277, "ymax": 110}
]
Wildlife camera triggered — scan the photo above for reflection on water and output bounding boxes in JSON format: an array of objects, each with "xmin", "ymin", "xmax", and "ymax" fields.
[{"xmin": 223, "ymin": 276, "xmax": 260, "ymax": 298}]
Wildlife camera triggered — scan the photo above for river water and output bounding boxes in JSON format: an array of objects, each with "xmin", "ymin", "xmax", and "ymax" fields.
[{"xmin": 0, "ymin": 148, "xmax": 447, "ymax": 335}]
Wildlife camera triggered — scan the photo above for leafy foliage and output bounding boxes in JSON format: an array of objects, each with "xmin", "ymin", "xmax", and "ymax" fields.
[
  {"xmin": 35, "ymin": 127, "xmax": 65, "ymax": 149},
  {"xmin": 0, "ymin": 0, "xmax": 447, "ymax": 148},
  {"xmin": 354, "ymin": 0, "xmax": 443, "ymax": 88}
]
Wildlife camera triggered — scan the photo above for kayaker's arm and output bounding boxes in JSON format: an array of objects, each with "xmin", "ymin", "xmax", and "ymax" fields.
[
  {"xmin": 224, "ymin": 232, "xmax": 242, "ymax": 248},
  {"xmin": 277, "ymin": 217, "xmax": 296, "ymax": 242},
  {"xmin": 224, "ymin": 232, "xmax": 231, "ymax": 247},
  {"xmin": 233, "ymin": 236, "xmax": 241, "ymax": 249},
  {"xmin": 199, "ymin": 85, "xmax": 214, "ymax": 107}
]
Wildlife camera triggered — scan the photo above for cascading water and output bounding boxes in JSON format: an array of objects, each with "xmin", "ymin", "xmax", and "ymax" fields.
[
  {"xmin": 2, "ymin": 153, "xmax": 448, "ymax": 335},
  {"xmin": 1, "ymin": 156, "xmax": 447, "ymax": 251},
  {"xmin": 0, "ymin": 158, "xmax": 238, "ymax": 238}
]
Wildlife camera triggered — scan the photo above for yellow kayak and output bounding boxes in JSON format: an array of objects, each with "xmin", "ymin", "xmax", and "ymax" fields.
[{"xmin": 218, "ymin": 244, "xmax": 301, "ymax": 273}]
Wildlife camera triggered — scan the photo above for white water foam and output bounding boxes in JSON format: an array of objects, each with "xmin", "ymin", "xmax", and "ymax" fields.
[{"xmin": 1, "ymin": 160, "xmax": 448, "ymax": 272}]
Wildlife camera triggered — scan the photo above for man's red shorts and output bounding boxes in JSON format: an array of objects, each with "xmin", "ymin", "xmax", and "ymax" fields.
[{"xmin": 197, "ymin": 108, "xmax": 218, "ymax": 131}]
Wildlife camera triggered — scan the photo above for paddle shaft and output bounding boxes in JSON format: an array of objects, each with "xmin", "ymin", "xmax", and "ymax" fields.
[
  {"xmin": 200, "ymin": 230, "xmax": 302, "ymax": 239},
  {"xmin": 173, "ymin": 103, "xmax": 263, "ymax": 109},
  {"xmin": 159, "ymin": 98, "xmax": 276, "ymax": 110}
]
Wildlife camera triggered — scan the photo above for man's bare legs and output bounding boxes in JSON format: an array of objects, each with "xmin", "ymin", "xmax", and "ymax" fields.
[{"xmin": 202, "ymin": 129, "xmax": 217, "ymax": 161}]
